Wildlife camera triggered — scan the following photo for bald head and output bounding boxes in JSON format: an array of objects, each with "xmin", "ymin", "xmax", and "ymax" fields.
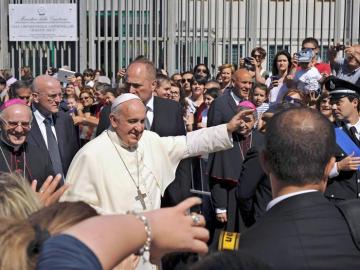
[
  {"xmin": 125, "ymin": 59, "xmax": 157, "ymax": 104},
  {"xmin": 232, "ymin": 69, "xmax": 253, "ymax": 99},
  {"xmin": 31, "ymin": 75, "xmax": 62, "ymax": 115},
  {"xmin": 264, "ymin": 108, "xmax": 335, "ymax": 185}
]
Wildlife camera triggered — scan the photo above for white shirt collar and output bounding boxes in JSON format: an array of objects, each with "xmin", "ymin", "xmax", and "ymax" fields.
[
  {"xmin": 266, "ymin": 189, "xmax": 318, "ymax": 211},
  {"xmin": 345, "ymin": 117, "xmax": 360, "ymax": 134},
  {"xmin": 230, "ymin": 89, "xmax": 242, "ymax": 105},
  {"xmin": 146, "ymin": 95, "xmax": 154, "ymax": 111},
  {"xmin": 33, "ymin": 108, "xmax": 47, "ymax": 123}
]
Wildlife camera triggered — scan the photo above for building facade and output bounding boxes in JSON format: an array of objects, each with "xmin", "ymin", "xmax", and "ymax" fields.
[{"xmin": 0, "ymin": 0, "xmax": 359, "ymax": 80}]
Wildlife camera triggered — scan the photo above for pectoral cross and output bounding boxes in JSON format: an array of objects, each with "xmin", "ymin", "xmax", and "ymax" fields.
[{"xmin": 135, "ymin": 188, "xmax": 147, "ymax": 210}]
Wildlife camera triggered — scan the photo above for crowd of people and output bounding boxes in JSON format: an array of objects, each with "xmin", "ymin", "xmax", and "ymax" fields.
[{"xmin": 0, "ymin": 36, "xmax": 359, "ymax": 269}]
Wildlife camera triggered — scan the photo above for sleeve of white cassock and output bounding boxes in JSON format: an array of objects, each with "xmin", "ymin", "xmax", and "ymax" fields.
[
  {"xmin": 60, "ymin": 150, "xmax": 106, "ymax": 214},
  {"xmin": 184, "ymin": 124, "xmax": 233, "ymax": 157}
]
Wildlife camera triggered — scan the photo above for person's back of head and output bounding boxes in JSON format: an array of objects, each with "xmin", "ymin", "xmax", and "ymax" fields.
[
  {"xmin": 0, "ymin": 173, "xmax": 41, "ymax": 220},
  {"xmin": 0, "ymin": 217, "xmax": 38, "ymax": 270},
  {"xmin": 265, "ymin": 107, "xmax": 335, "ymax": 186},
  {"xmin": 28, "ymin": 201, "xmax": 98, "ymax": 235},
  {"xmin": 0, "ymin": 201, "xmax": 98, "ymax": 270}
]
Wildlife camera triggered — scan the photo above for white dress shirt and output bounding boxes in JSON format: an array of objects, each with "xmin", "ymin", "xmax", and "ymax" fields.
[
  {"xmin": 266, "ymin": 189, "xmax": 317, "ymax": 211},
  {"xmin": 145, "ymin": 95, "xmax": 154, "ymax": 127}
]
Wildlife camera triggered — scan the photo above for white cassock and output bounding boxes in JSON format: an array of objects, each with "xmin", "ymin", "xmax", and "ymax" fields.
[{"xmin": 61, "ymin": 124, "xmax": 232, "ymax": 214}]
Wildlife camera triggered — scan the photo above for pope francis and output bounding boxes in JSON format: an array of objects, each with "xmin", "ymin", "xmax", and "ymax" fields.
[{"xmin": 61, "ymin": 93, "xmax": 253, "ymax": 215}]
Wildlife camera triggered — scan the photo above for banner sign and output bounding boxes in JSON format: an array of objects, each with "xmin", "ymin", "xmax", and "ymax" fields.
[{"xmin": 9, "ymin": 4, "xmax": 77, "ymax": 41}]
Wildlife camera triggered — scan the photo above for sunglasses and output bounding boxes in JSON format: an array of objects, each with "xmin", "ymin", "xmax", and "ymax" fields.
[
  {"xmin": 284, "ymin": 96, "xmax": 304, "ymax": 106},
  {"xmin": 181, "ymin": 78, "xmax": 193, "ymax": 83},
  {"xmin": 81, "ymin": 96, "xmax": 91, "ymax": 101},
  {"xmin": 196, "ymin": 68, "xmax": 207, "ymax": 73}
]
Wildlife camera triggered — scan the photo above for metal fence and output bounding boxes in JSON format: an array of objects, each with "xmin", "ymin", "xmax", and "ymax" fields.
[{"xmin": 0, "ymin": 0, "xmax": 360, "ymax": 81}]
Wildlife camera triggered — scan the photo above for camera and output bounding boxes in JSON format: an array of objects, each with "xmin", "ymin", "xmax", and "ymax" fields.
[
  {"xmin": 335, "ymin": 44, "xmax": 346, "ymax": 51},
  {"xmin": 243, "ymin": 57, "xmax": 255, "ymax": 71}
]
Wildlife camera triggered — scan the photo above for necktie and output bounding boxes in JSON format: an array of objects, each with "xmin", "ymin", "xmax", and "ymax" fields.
[
  {"xmin": 350, "ymin": 126, "xmax": 359, "ymax": 143},
  {"xmin": 43, "ymin": 117, "xmax": 64, "ymax": 179},
  {"xmin": 145, "ymin": 106, "xmax": 151, "ymax": 130}
]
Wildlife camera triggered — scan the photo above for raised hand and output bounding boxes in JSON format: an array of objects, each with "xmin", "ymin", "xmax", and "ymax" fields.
[
  {"xmin": 145, "ymin": 197, "xmax": 208, "ymax": 265},
  {"xmin": 31, "ymin": 174, "xmax": 69, "ymax": 207}
]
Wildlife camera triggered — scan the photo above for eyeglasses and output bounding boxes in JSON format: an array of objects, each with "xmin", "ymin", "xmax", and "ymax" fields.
[
  {"xmin": 80, "ymin": 96, "xmax": 91, "ymax": 101},
  {"xmin": 18, "ymin": 95, "xmax": 31, "ymax": 101},
  {"xmin": 0, "ymin": 117, "xmax": 31, "ymax": 130},
  {"xmin": 283, "ymin": 96, "xmax": 304, "ymax": 106},
  {"xmin": 196, "ymin": 68, "xmax": 207, "ymax": 73},
  {"xmin": 252, "ymin": 54, "xmax": 263, "ymax": 59},
  {"xmin": 181, "ymin": 78, "xmax": 193, "ymax": 84}
]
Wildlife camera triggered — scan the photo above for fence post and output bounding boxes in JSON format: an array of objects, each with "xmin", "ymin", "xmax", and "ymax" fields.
[
  {"xmin": 166, "ymin": 0, "xmax": 176, "ymax": 75},
  {"xmin": 79, "ymin": 0, "xmax": 87, "ymax": 71},
  {"xmin": 248, "ymin": 0, "xmax": 258, "ymax": 55},
  {"xmin": 0, "ymin": 1, "xmax": 10, "ymax": 68},
  {"xmin": 334, "ymin": 0, "xmax": 344, "ymax": 44}
]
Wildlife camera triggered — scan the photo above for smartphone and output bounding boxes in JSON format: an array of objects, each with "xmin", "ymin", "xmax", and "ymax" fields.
[
  {"xmin": 189, "ymin": 189, "xmax": 210, "ymax": 214},
  {"xmin": 336, "ymin": 44, "xmax": 346, "ymax": 51},
  {"xmin": 271, "ymin": 75, "xmax": 279, "ymax": 81},
  {"xmin": 57, "ymin": 68, "xmax": 76, "ymax": 83}
]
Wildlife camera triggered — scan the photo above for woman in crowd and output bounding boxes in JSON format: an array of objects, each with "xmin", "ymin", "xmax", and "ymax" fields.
[
  {"xmin": 73, "ymin": 88, "xmax": 99, "ymax": 146},
  {"xmin": 245, "ymin": 47, "xmax": 269, "ymax": 85},
  {"xmin": 193, "ymin": 64, "xmax": 211, "ymax": 81},
  {"xmin": 218, "ymin": 64, "xmax": 234, "ymax": 93},
  {"xmin": 19, "ymin": 66, "xmax": 33, "ymax": 82},
  {"xmin": 266, "ymin": 50, "xmax": 292, "ymax": 104},
  {"xmin": 316, "ymin": 90, "xmax": 334, "ymax": 122},
  {"xmin": 281, "ymin": 88, "xmax": 308, "ymax": 107}
]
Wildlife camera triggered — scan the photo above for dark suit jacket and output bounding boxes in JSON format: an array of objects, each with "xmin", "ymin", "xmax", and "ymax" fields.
[
  {"xmin": 95, "ymin": 104, "xmax": 111, "ymax": 136},
  {"xmin": 27, "ymin": 111, "xmax": 80, "ymax": 177},
  {"xmin": 0, "ymin": 140, "xmax": 54, "ymax": 191},
  {"xmin": 207, "ymin": 89, "xmax": 244, "ymax": 181},
  {"xmin": 237, "ymin": 133, "xmax": 271, "ymax": 226},
  {"xmin": 325, "ymin": 123, "xmax": 360, "ymax": 200},
  {"xmin": 240, "ymin": 192, "xmax": 360, "ymax": 270}
]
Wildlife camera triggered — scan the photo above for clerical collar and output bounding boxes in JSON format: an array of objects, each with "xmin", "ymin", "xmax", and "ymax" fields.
[{"xmin": 107, "ymin": 128, "xmax": 138, "ymax": 152}]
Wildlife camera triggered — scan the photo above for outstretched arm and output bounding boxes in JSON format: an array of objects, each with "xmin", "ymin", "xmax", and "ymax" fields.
[{"xmin": 60, "ymin": 197, "xmax": 208, "ymax": 269}]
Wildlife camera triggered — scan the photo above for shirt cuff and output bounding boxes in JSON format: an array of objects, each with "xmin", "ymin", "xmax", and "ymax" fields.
[
  {"xmin": 215, "ymin": 208, "xmax": 227, "ymax": 214},
  {"xmin": 329, "ymin": 162, "xmax": 339, "ymax": 178}
]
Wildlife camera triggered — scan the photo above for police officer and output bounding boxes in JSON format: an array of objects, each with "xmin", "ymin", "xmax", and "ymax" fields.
[{"xmin": 324, "ymin": 76, "xmax": 360, "ymax": 201}]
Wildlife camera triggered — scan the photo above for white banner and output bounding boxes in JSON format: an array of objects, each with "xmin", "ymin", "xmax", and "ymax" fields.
[{"xmin": 9, "ymin": 4, "xmax": 77, "ymax": 41}]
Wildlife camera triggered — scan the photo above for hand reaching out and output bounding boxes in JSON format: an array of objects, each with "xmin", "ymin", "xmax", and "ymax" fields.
[
  {"xmin": 145, "ymin": 197, "xmax": 208, "ymax": 265},
  {"xmin": 31, "ymin": 174, "xmax": 69, "ymax": 207}
]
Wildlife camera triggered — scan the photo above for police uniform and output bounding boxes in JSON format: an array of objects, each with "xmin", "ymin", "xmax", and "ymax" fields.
[{"xmin": 323, "ymin": 76, "xmax": 360, "ymax": 200}]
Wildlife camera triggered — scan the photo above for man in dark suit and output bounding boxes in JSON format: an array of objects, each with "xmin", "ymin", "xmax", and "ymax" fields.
[
  {"xmin": 27, "ymin": 75, "xmax": 80, "ymax": 179},
  {"xmin": 206, "ymin": 69, "xmax": 253, "ymax": 243},
  {"xmin": 240, "ymin": 107, "xmax": 360, "ymax": 269},
  {"xmin": 323, "ymin": 76, "xmax": 360, "ymax": 201}
]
